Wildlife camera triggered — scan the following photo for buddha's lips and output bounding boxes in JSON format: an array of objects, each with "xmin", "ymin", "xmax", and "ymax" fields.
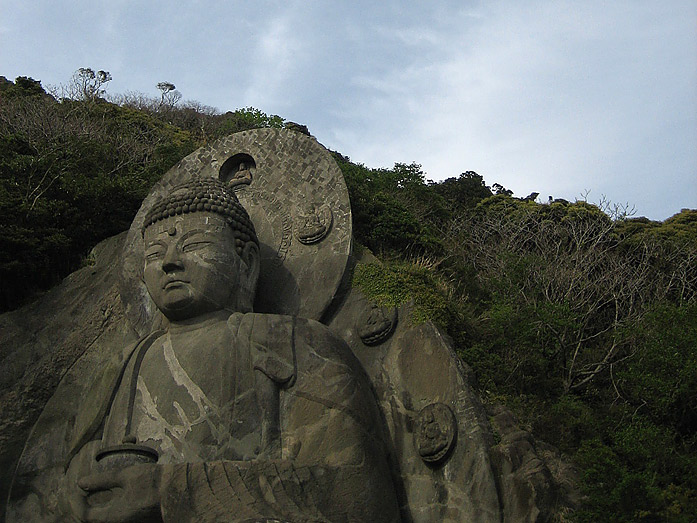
[{"xmin": 163, "ymin": 279, "xmax": 189, "ymax": 289}]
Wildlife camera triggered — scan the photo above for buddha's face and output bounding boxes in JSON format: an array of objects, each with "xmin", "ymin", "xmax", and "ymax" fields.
[{"xmin": 143, "ymin": 212, "xmax": 257, "ymax": 321}]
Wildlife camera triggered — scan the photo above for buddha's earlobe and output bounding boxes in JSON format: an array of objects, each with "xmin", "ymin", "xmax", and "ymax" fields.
[{"xmin": 241, "ymin": 241, "xmax": 260, "ymax": 290}]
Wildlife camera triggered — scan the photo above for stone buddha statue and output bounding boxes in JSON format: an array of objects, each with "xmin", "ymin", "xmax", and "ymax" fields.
[
  {"xmin": 5, "ymin": 129, "xmax": 563, "ymax": 522},
  {"xmin": 49, "ymin": 178, "xmax": 400, "ymax": 522}
]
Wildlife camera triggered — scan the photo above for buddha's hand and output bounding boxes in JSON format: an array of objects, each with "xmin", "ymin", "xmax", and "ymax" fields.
[{"xmin": 72, "ymin": 464, "xmax": 163, "ymax": 522}]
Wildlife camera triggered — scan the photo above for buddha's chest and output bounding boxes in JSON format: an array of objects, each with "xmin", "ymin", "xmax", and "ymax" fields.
[{"xmin": 103, "ymin": 328, "xmax": 263, "ymax": 463}]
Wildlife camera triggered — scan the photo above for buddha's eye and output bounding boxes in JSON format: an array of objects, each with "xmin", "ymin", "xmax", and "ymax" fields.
[
  {"xmin": 182, "ymin": 240, "xmax": 212, "ymax": 253},
  {"xmin": 145, "ymin": 248, "xmax": 164, "ymax": 261}
]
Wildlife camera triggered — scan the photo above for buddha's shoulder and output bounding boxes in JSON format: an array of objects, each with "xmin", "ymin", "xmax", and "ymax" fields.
[
  {"xmin": 227, "ymin": 312, "xmax": 355, "ymax": 364},
  {"xmin": 227, "ymin": 311, "xmax": 336, "ymax": 337}
]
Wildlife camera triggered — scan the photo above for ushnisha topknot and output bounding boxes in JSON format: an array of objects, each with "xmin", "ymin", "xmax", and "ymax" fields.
[{"xmin": 142, "ymin": 178, "xmax": 259, "ymax": 256}]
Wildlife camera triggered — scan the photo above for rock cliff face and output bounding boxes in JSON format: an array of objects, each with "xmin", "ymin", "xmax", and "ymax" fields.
[
  {"xmin": 0, "ymin": 130, "xmax": 577, "ymax": 521},
  {"xmin": 327, "ymin": 280, "xmax": 578, "ymax": 522},
  {"xmin": 0, "ymin": 233, "xmax": 576, "ymax": 521},
  {"xmin": 0, "ymin": 232, "xmax": 136, "ymax": 518}
]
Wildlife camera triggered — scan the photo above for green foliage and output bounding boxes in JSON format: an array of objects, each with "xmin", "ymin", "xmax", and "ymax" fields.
[
  {"xmin": 575, "ymin": 421, "xmax": 697, "ymax": 522},
  {"xmin": 617, "ymin": 302, "xmax": 697, "ymax": 435},
  {"xmin": 450, "ymin": 196, "xmax": 697, "ymax": 520},
  {"xmin": 1, "ymin": 76, "xmax": 46, "ymax": 98},
  {"xmin": 542, "ymin": 395, "xmax": 597, "ymax": 452},
  {"xmin": 491, "ymin": 182, "xmax": 513, "ymax": 196},
  {"xmin": 430, "ymin": 171, "xmax": 493, "ymax": 213},
  {"xmin": 69, "ymin": 67, "xmax": 112, "ymax": 101},
  {"xmin": 233, "ymin": 107, "xmax": 285, "ymax": 129},
  {"xmin": 0, "ymin": 79, "xmax": 197, "ymax": 309},
  {"xmin": 574, "ymin": 438, "xmax": 650, "ymax": 522},
  {"xmin": 463, "ymin": 298, "xmax": 572, "ymax": 395},
  {"xmin": 352, "ymin": 262, "xmax": 470, "ymax": 334},
  {"xmin": 0, "ymin": 72, "xmax": 321, "ymax": 311},
  {"xmin": 214, "ymin": 107, "xmax": 285, "ymax": 137},
  {"xmin": 616, "ymin": 209, "xmax": 697, "ymax": 244},
  {"xmin": 335, "ymin": 156, "xmax": 453, "ymax": 255}
]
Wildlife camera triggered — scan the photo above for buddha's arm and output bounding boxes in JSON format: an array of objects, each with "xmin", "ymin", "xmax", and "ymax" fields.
[
  {"xmin": 72, "ymin": 318, "xmax": 401, "ymax": 522},
  {"xmin": 159, "ymin": 336, "xmax": 401, "ymax": 522},
  {"xmin": 158, "ymin": 389, "xmax": 400, "ymax": 522},
  {"xmin": 160, "ymin": 458, "xmax": 397, "ymax": 522}
]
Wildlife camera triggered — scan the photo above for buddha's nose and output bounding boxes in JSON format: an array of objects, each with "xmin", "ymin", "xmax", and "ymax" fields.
[{"xmin": 162, "ymin": 244, "xmax": 184, "ymax": 272}]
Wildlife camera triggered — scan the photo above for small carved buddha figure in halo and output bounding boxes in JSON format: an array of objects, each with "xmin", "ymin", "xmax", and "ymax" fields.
[{"xmin": 61, "ymin": 178, "xmax": 401, "ymax": 522}]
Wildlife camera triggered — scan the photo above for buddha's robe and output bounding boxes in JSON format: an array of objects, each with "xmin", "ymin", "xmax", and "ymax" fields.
[{"xmin": 10, "ymin": 313, "xmax": 401, "ymax": 522}]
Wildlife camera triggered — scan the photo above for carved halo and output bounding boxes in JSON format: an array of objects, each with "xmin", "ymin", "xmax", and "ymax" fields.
[{"xmin": 119, "ymin": 129, "xmax": 352, "ymax": 336}]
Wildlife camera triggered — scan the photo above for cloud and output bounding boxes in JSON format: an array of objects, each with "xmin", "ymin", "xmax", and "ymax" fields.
[
  {"xmin": 0, "ymin": 0, "xmax": 694, "ymax": 219},
  {"xmin": 242, "ymin": 10, "xmax": 306, "ymax": 110},
  {"xmin": 310, "ymin": 1, "xmax": 696, "ymax": 218}
]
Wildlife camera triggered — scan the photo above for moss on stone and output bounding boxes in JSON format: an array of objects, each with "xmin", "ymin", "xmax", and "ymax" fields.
[{"xmin": 352, "ymin": 261, "xmax": 464, "ymax": 330}]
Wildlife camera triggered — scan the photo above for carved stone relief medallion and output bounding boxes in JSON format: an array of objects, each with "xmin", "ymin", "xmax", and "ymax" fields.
[
  {"xmin": 415, "ymin": 403, "xmax": 457, "ymax": 465},
  {"xmin": 356, "ymin": 303, "xmax": 398, "ymax": 346},
  {"xmin": 295, "ymin": 203, "xmax": 333, "ymax": 244}
]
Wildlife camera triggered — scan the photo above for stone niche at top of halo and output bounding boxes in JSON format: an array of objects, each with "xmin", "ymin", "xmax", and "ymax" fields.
[{"xmin": 120, "ymin": 128, "xmax": 352, "ymax": 337}]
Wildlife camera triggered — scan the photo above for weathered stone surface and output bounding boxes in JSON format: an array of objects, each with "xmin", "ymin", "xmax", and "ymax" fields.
[
  {"xmin": 326, "ymin": 264, "xmax": 576, "ymax": 522},
  {"xmin": 0, "ymin": 232, "xmax": 137, "ymax": 520},
  {"xmin": 356, "ymin": 302, "xmax": 398, "ymax": 346},
  {"xmin": 488, "ymin": 405, "xmax": 581, "ymax": 522},
  {"xmin": 6, "ymin": 132, "xmax": 399, "ymax": 522},
  {"xmin": 328, "ymin": 287, "xmax": 502, "ymax": 522},
  {"xmin": 414, "ymin": 402, "xmax": 458, "ymax": 464}
]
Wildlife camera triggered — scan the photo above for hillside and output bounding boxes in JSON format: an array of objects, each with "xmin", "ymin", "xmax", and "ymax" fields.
[{"xmin": 1, "ymin": 73, "xmax": 696, "ymax": 521}]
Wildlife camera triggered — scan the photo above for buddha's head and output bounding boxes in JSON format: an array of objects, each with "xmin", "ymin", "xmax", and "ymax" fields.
[{"xmin": 141, "ymin": 178, "xmax": 260, "ymax": 321}]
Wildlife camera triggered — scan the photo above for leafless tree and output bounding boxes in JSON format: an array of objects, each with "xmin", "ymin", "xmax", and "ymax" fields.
[
  {"xmin": 60, "ymin": 68, "xmax": 113, "ymax": 101},
  {"xmin": 0, "ymin": 89, "xmax": 167, "ymax": 212},
  {"xmin": 449, "ymin": 200, "xmax": 696, "ymax": 393},
  {"xmin": 156, "ymin": 82, "xmax": 182, "ymax": 109},
  {"xmin": 109, "ymin": 91, "xmax": 159, "ymax": 112}
]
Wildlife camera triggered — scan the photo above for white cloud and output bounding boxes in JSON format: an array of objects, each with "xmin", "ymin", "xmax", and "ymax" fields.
[
  {"xmin": 311, "ymin": 1, "xmax": 696, "ymax": 218},
  {"xmin": 0, "ymin": 0, "xmax": 694, "ymax": 219},
  {"xmin": 242, "ymin": 11, "xmax": 305, "ymax": 110}
]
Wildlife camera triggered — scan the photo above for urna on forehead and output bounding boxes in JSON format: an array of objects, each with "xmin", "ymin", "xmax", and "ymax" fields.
[{"xmin": 142, "ymin": 178, "xmax": 259, "ymax": 255}]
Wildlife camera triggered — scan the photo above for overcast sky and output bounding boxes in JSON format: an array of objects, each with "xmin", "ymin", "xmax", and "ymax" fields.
[{"xmin": 1, "ymin": 1, "xmax": 695, "ymax": 220}]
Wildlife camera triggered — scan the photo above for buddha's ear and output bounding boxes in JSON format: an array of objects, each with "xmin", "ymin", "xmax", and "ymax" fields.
[{"xmin": 240, "ymin": 241, "xmax": 260, "ymax": 291}]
